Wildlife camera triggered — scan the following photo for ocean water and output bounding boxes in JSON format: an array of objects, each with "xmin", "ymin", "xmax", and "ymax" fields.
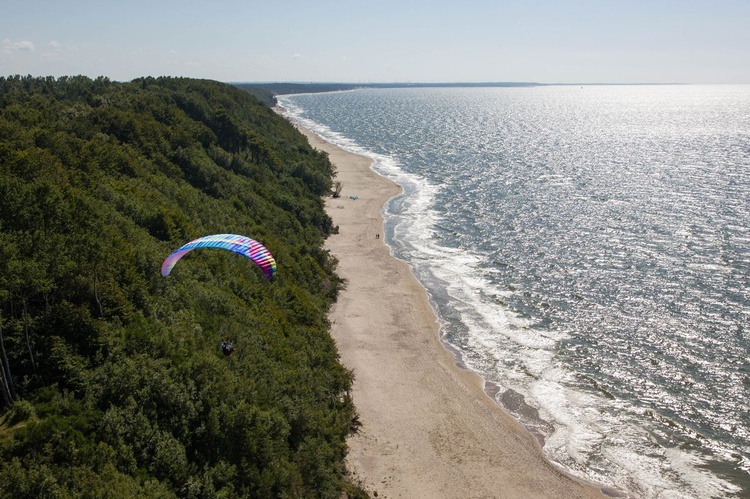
[{"xmin": 277, "ymin": 85, "xmax": 750, "ymax": 498}]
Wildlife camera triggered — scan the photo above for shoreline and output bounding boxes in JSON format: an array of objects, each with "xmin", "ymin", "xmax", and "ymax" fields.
[{"xmin": 288, "ymin": 115, "xmax": 607, "ymax": 498}]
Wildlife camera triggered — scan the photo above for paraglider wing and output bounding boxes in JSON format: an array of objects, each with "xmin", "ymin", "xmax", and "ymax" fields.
[{"xmin": 161, "ymin": 234, "xmax": 277, "ymax": 279}]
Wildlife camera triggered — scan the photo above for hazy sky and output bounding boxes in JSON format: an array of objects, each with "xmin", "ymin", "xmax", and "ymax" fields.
[{"xmin": 2, "ymin": 0, "xmax": 749, "ymax": 84}]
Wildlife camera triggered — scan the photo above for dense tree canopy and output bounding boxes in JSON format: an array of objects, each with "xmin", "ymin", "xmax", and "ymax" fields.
[{"xmin": 0, "ymin": 75, "xmax": 364, "ymax": 498}]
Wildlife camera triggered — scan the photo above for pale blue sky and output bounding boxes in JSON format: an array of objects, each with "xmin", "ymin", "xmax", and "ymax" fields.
[{"xmin": 2, "ymin": 0, "xmax": 749, "ymax": 83}]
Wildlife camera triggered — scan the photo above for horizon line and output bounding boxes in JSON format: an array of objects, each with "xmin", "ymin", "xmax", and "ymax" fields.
[{"xmin": 231, "ymin": 81, "xmax": 695, "ymax": 86}]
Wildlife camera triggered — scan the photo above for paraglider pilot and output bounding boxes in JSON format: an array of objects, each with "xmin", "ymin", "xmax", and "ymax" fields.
[{"xmin": 221, "ymin": 341, "xmax": 235, "ymax": 356}]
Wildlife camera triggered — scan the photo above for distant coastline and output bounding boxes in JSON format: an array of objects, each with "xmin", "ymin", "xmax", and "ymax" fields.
[
  {"xmin": 236, "ymin": 81, "xmax": 689, "ymax": 106},
  {"xmin": 236, "ymin": 81, "xmax": 687, "ymax": 93},
  {"xmin": 235, "ymin": 81, "xmax": 540, "ymax": 97}
]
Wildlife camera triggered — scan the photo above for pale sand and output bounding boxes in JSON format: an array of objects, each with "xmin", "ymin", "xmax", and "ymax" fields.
[{"xmin": 294, "ymin": 123, "xmax": 606, "ymax": 499}]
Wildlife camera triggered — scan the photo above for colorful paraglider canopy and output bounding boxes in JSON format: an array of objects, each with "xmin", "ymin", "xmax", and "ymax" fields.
[{"xmin": 161, "ymin": 234, "xmax": 277, "ymax": 279}]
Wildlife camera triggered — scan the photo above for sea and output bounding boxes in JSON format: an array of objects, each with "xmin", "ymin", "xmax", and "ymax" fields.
[{"xmin": 277, "ymin": 85, "xmax": 750, "ymax": 499}]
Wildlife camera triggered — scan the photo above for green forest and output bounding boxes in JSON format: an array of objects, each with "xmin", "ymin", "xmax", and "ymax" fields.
[{"xmin": 0, "ymin": 75, "xmax": 366, "ymax": 498}]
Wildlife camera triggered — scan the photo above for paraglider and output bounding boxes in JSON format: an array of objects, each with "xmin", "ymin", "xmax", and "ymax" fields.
[
  {"xmin": 161, "ymin": 233, "xmax": 276, "ymax": 279},
  {"xmin": 161, "ymin": 234, "xmax": 275, "ymax": 358}
]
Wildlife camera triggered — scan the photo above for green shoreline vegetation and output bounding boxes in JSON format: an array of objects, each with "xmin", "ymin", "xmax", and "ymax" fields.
[{"xmin": 0, "ymin": 75, "xmax": 367, "ymax": 498}]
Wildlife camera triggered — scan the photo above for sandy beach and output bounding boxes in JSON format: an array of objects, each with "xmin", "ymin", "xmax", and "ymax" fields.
[{"xmin": 293, "ymin": 123, "xmax": 606, "ymax": 499}]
